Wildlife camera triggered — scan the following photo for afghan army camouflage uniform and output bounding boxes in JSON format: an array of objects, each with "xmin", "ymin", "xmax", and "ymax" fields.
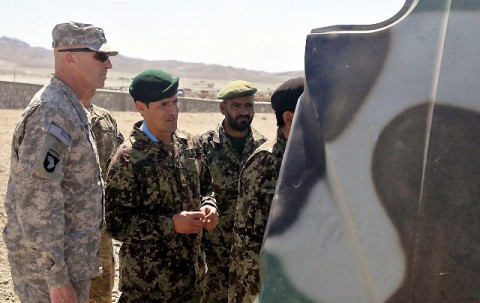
[
  {"xmin": 228, "ymin": 129, "xmax": 287, "ymax": 303},
  {"xmin": 105, "ymin": 121, "xmax": 217, "ymax": 302},
  {"xmin": 199, "ymin": 123, "xmax": 266, "ymax": 302},
  {"xmin": 2, "ymin": 77, "xmax": 104, "ymax": 303},
  {"xmin": 88, "ymin": 104, "xmax": 124, "ymax": 303}
]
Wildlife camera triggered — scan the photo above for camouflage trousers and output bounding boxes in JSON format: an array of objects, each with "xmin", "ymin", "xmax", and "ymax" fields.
[
  {"xmin": 89, "ymin": 230, "xmax": 115, "ymax": 303},
  {"xmin": 203, "ymin": 264, "xmax": 229, "ymax": 303}
]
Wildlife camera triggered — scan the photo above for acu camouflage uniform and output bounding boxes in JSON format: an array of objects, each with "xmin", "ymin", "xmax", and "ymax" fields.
[
  {"xmin": 2, "ymin": 77, "xmax": 104, "ymax": 303},
  {"xmin": 105, "ymin": 121, "xmax": 216, "ymax": 302},
  {"xmin": 199, "ymin": 122, "xmax": 266, "ymax": 302},
  {"xmin": 228, "ymin": 129, "xmax": 287, "ymax": 303},
  {"xmin": 88, "ymin": 104, "xmax": 124, "ymax": 303}
]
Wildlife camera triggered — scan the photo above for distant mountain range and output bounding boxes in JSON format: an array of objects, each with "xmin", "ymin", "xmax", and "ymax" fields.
[{"xmin": 0, "ymin": 36, "xmax": 303, "ymax": 86}]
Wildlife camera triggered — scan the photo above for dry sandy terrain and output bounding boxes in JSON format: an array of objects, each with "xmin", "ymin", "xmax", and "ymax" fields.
[{"xmin": 0, "ymin": 109, "xmax": 276, "ymax": 302}]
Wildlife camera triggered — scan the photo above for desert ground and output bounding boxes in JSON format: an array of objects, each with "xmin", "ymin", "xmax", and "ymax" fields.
[{"xmin": 0, "ymin": 108, "xmax": 277, "ymax": 302}]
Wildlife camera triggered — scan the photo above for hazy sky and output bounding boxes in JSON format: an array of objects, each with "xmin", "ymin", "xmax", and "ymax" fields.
[{"xmin": 1, "ymin": 0, "xmax": 405, "ymax": 72}]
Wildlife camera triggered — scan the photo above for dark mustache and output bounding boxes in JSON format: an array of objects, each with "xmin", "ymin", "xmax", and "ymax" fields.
[{"xmin": 237, "ymin": 115, "xmax": 251, "ymax": 120}]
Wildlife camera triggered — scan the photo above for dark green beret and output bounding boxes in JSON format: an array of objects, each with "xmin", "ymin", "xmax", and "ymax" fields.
[
  {"xmin": 129, "ymin": 69, "xmax": 179, "ymax": 103},
  {"xmin": 271, "ymin": 77, "xmax": 304, "ymax": 113},
  {"xmin": 217, "ymin": 80, "xmax": 257, "ymax": 100}
]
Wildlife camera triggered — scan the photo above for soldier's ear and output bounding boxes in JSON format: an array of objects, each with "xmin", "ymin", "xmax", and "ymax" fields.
[
  {"xmin": 283, "ymin": 111, "xmax": 294, "ymax": 126},
  {"xmin": 220, "ymin": 101, "xmax": 226, "ymax": 115},
  {"xmin": 135, "ymin": 101, "xmax": 147, "ymax": 115},
  {"xmin": 65, "ymin": 52, "xmax": 75, "ymax": 64}
]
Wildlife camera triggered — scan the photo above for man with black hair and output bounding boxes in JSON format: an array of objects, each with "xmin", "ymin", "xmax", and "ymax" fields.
[
  {"xmin": 105, "ymin": 69, "xmax": 218, "ymax": 302},
  {"xmin": 228, "ymin": 77, "xmax": 305, "ymax": 303},
  {"xmin": 198, "ymin": 80, "xmax": 266, "ymax": 302}
]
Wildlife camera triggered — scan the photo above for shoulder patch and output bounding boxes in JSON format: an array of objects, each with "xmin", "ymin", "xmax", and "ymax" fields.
[
  {"xmin": 45, "ymin": 122, "xmax": 71, "ymax": 147},
  {"xmin": 44, "ymin": 149, "xmax": 60, "ymax": 173}
]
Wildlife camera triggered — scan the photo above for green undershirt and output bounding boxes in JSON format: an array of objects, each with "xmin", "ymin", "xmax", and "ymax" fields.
[{"xmin": 226, "ymin": 133, "xmax": 248, "ymax": 155}]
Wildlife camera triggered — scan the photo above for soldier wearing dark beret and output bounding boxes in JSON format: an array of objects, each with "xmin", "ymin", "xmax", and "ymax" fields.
[
  {"xmin": 105, "ymin": 69, "xmax": 219, "ymax": 302},
  {"xmin": 197, "ymin": 80, "xmax": 267, "ymax": 302},
  {"xmin": 228, "ymin": 77, "xmax": 305, "ymax": 303},
  {"xmin": 270, "ymin": 76, "xmax": 305, "ymax": 128}
]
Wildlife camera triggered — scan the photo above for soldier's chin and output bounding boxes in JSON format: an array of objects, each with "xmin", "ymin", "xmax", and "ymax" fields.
[{"xmin": 232, "ymin": 123, "xmax": 250, "ymax": 132}]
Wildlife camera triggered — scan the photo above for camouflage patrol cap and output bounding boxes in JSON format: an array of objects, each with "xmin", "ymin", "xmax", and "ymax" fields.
[
  {"xmin": 52, "ymin": 21, "xmax": 118, "ymax": 55},
  {"xmin": 129, "ymin": 69, "xmax": 179, "ymax": 103},
  {"xmin": 217, "ymin": 80, "xmax": 257, "ymax": 100},
  {"xmin": 271, "ymin": 77, "xmax": 304, "ymax": 113}
]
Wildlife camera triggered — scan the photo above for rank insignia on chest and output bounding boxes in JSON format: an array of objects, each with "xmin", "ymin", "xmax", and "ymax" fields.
[
  {"xmin": 44, "ymin": 149, "xmax": 60, "ymax": 173},
  {"xmin": 180, "ymin": 173, "xmax": 187, "ymax": 187}
]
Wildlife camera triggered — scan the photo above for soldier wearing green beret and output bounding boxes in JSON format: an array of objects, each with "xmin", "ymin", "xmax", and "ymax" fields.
[
  {"xmin": 105, "ymin": 69, "xmax": 219, "ymax": 302},
  {"xmin": 228, "ymin": 77, "xmax": 305, "ymax": 303},
  {"xmin": 198, "ymin": 80, "xmax": 267, "ymax": 302}
]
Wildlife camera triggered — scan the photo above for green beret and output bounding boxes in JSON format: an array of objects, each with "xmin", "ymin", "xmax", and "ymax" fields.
[
  {"xmin": 217, "ymin": 80, "xmax": 257, "ymax": 100},
  {"xmin": 271, "ymin": 77, "xmax": 304, "ymax": 113},
  {"xmin": 129, "ymin": 69, "xmax": 179, "ymax": 103}
]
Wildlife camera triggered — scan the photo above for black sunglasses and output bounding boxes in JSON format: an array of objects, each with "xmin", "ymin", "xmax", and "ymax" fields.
[{"xmin": 57, "ymin": 47, "xmax": 109, "ymax": 63}]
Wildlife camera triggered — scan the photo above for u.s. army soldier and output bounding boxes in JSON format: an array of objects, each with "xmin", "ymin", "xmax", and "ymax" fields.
[
  {"xmin": 2, "ymin": 21, "xmax": 118, "ymax": 303},
  {"xmin": 82, "ymin": 89, "xmax": 124, "ymax": 303}
]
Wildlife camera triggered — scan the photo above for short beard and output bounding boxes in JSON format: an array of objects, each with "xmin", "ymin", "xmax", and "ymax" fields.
[{"xmin": 226, "ymin": 113, "xmax": 252, "ymax": 132}]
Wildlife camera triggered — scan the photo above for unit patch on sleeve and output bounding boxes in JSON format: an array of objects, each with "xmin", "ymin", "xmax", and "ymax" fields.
[{"xmin": 44, "ymin": 149, "xmax": 60, "ymax": 173}]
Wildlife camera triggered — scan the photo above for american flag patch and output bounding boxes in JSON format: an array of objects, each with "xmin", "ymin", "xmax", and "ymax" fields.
[{"xmin": 46, "ymin": 122, "xmax": 71, "ymax": 147}]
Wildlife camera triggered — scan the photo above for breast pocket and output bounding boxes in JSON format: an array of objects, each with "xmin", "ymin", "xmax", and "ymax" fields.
[{"xmin": 177, "ymin": 149, "xmax": 202, "ymax": 209}]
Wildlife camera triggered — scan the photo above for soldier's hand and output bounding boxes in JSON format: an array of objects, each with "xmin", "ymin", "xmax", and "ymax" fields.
[
  {"xmin": 200, "ymin": 205, "xmax": 219, "ymax": 231},
  {"xmin": 172, "ymin": 211, "xmax": 205, "ymax": 234},
  {"xmin": 49, "ymin": 282, "xmax": 78, "ymax": 303}
]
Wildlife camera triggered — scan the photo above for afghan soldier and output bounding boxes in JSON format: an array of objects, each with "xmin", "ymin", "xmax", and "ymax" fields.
[
  {"xmin": 198, "ymin": 80, "xmax": 267, "ymax": 302},
  {"xmin": 105, "ymin": 69, "xmax": 219, "ymax": 302},
  {"xmin": 81, "ymin": 89, "xmax": 124, "ymax": 303},
  {"xmin": 2, "ymin": 22, "xmax": 118, "ymax": 303},
  {"xmin": 228, "ymin": 77, "xmax": 304, "ymax": 303}
]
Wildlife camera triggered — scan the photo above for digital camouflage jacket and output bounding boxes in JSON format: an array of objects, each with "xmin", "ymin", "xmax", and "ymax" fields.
[
  {"xmin": 228, "ymin": 128, "xmax": 287, "ymax": 303},
  {"xmin": 88, "ymin": 104, "xmax": 124, "ymax": 303},
  {"xmin": 89, "ymin": 104, "xmax": 124, "ymax": 180},
  {"xmin": 105, "ymin": 121, "xmax": 216, "ymax": 302},
  {"xmin": 2, "ymin": 77, "xmax": 104, "ymax": 289},
  {"xmin": 198, "ymin": 122, "xmax": 266, "ymax": 302}
]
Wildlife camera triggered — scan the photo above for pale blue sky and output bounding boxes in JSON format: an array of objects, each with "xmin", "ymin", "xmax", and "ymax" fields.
[{"xmin": 0, "ymin": 0, "xmax": 405, "ymax": 72}]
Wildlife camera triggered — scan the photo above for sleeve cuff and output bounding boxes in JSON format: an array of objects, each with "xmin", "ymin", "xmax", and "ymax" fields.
[
  {"xmin": 45, "ymin": 267, "xmax": 70, "ymax": 289},
  {"xmin": 201, "ymin": 200, "xmax": 219, "ymax": 212},
  {"xmin": 160, "ymin": 217, "xmax": 175, "ymax": 237}
]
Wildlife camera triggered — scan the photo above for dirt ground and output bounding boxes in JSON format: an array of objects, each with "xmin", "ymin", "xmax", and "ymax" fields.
[{"xmin": 0, "ymin": 108, "xmax": 276, "ymax": 302}]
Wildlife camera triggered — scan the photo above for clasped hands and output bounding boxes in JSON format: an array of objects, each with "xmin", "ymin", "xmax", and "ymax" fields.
[{"xmin": 172, "ymin": 205, "xmax": 219, "ymax": 234}]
